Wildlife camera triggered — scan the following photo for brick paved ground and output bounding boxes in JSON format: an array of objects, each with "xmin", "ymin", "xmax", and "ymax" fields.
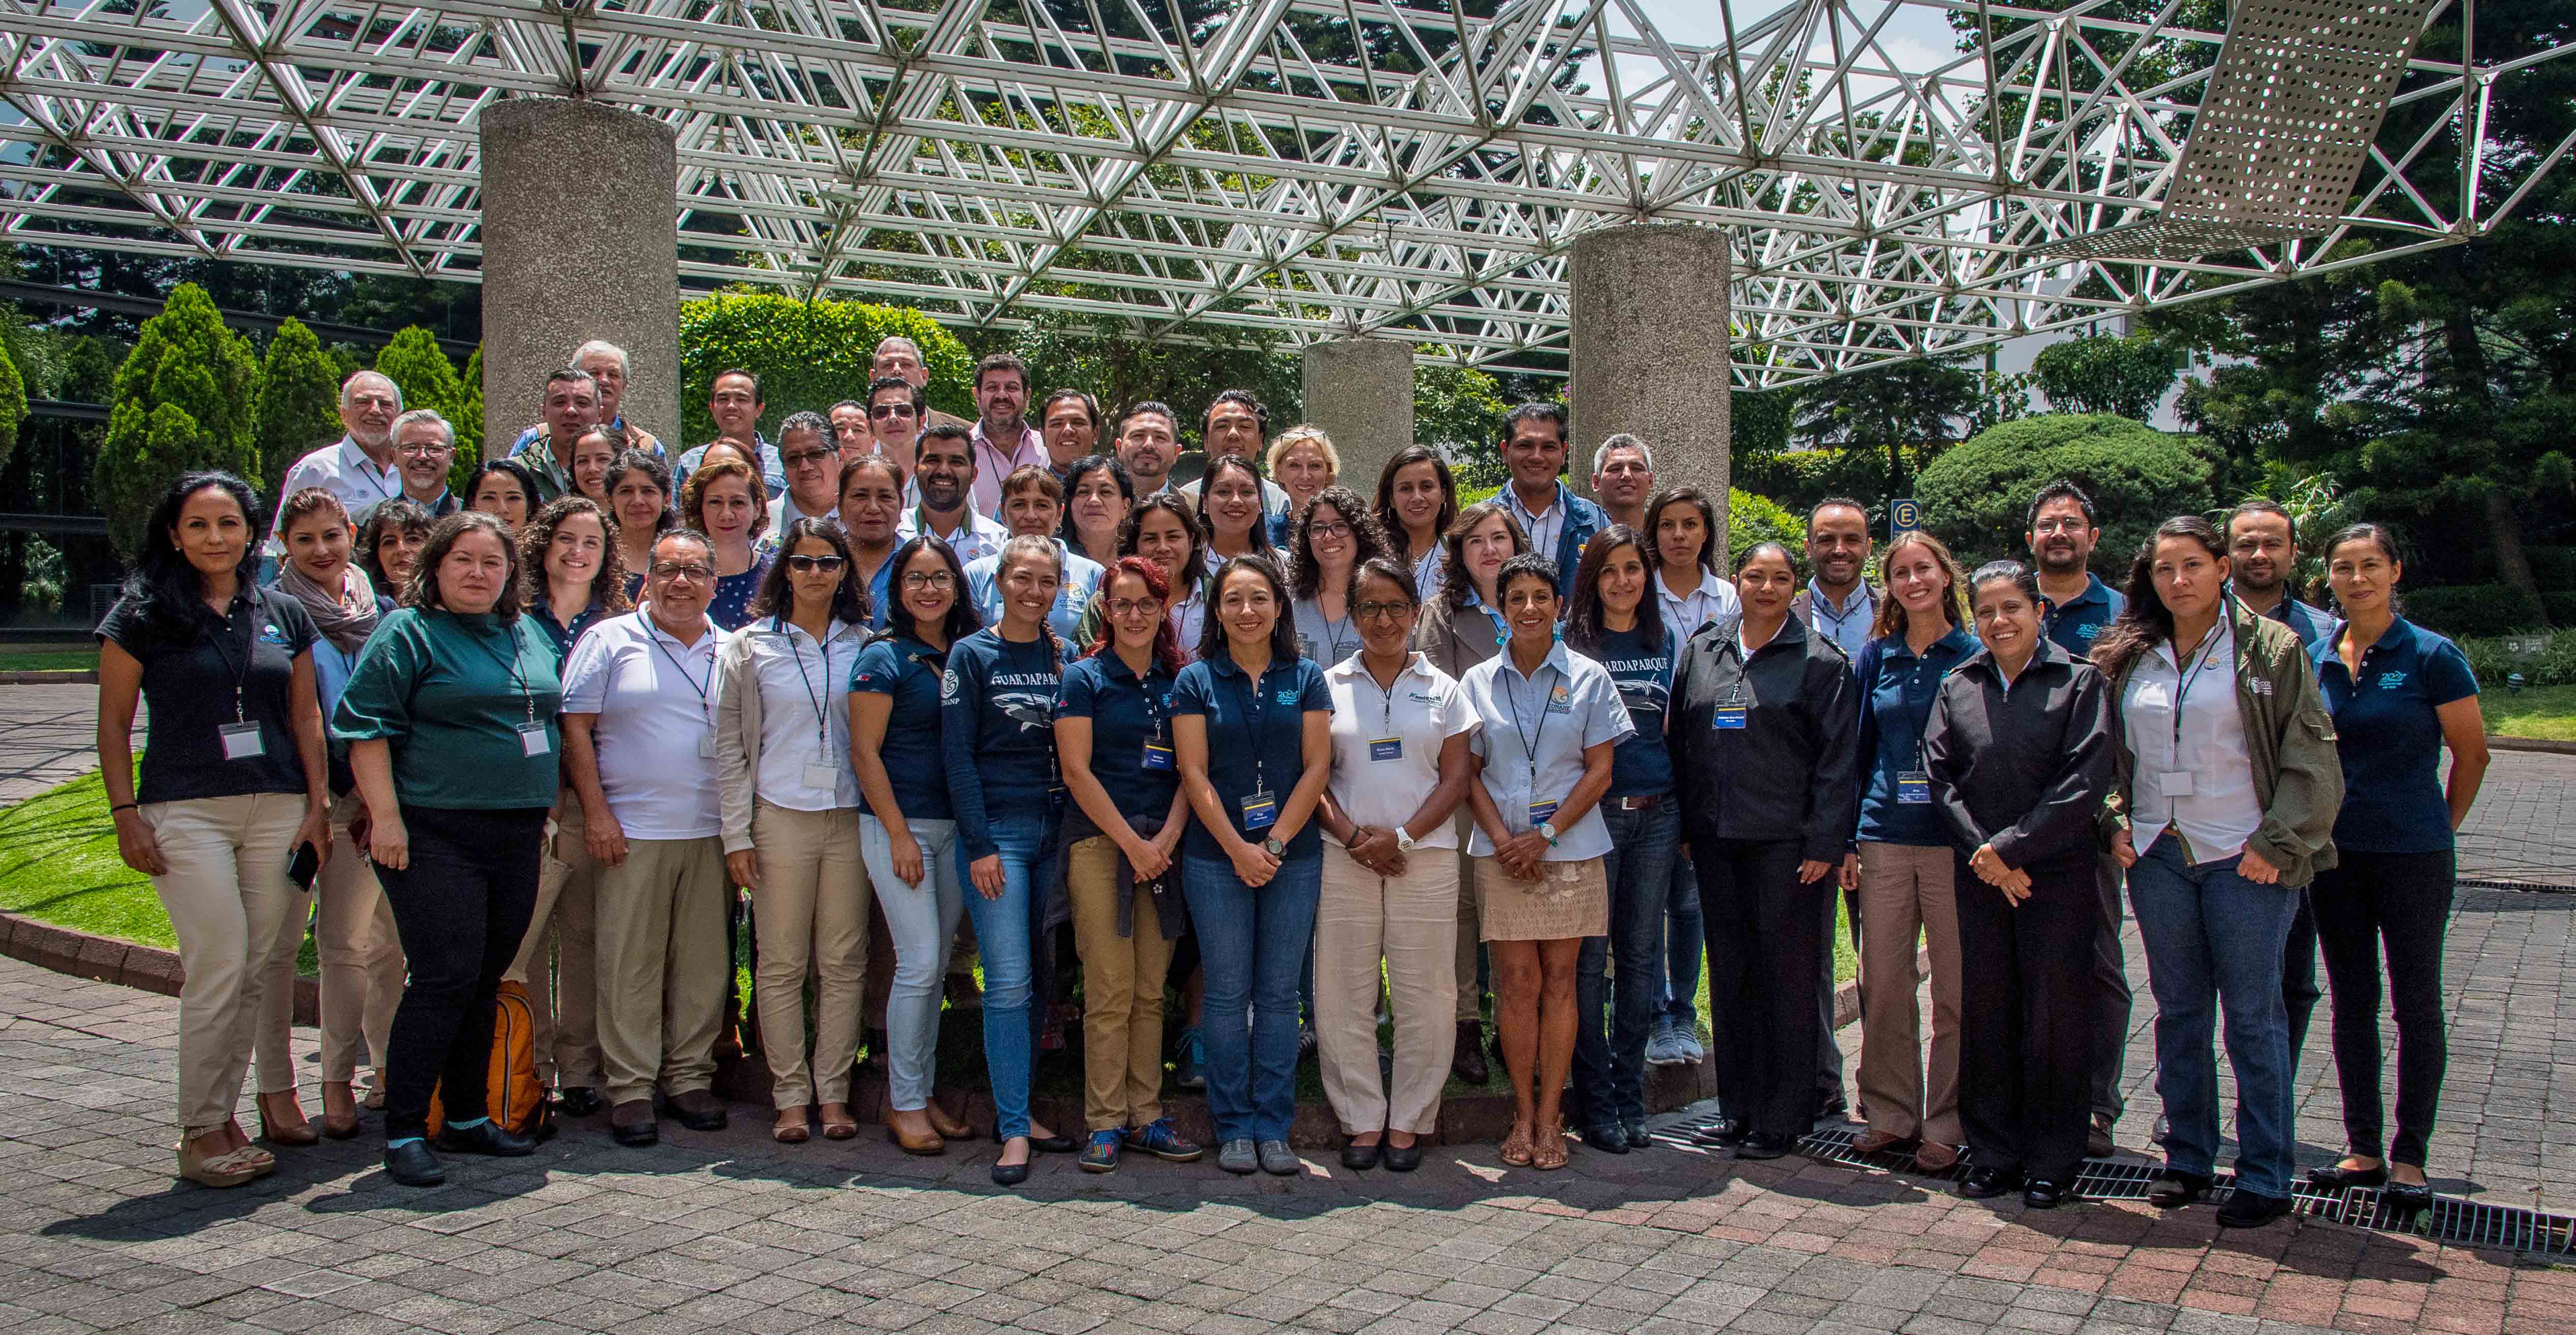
[{"xmin": 0, "ymin": 684, "xmax": 130, "ymax": 805}]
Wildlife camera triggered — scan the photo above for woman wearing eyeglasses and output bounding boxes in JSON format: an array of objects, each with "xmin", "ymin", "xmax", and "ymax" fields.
[
  {"xmin": 850, "ymin": 536, "xmax": 981, "ymax": 1156},
  {"xmin": 1287, "ymin": 486, "xmax": 1389, "ymax": 670},
  {"xmin": 714, "ymin": 519, "xmax": 875, "ymax": 1145}
]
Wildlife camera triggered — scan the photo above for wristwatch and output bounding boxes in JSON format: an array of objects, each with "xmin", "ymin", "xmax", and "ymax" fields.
[
  {"xmin": 1263, "ymin": 836, "xmax": 1286, "ymax": 857},
  {"xmin": 1394, "ymin": 826, "xmax": 1417, "ymax": 853},
  {"xmin": 1537, "ymin": 821, "xmax": 1560, "ymax": 846}
]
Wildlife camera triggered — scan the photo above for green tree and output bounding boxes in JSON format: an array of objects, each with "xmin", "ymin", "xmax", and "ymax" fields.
[
  {"xmin": 2033, "ymin": 332, "xmax": 2182, "ymax": 421},
  {"xmin": 1792, "ymin": 356, "xmax": 2024, "ymax": 502},
  {"xmin": 1010, "ymin": 310, "xmax": 1296, "ymax": 444},
  {"xmin": 0, "ymin": 333, "xmax": 26, "ymax": 476},
  {"xmin": 252, "ymin": 319, "xmax": 342, "ymax": 501},
  {"xmin": 1916, "ymin": 413, "xmax": 2217, "ymax": 571},
  {"xmin": 1726, "ymin": 488, "xmax": 1805, "ymax": 569},
  {"xmin": 372, "ymin": 327, "xmax": 473, "ymax": 491},
  {"xmin": 685, "ymin": 294, "xmax": 975, "ymax": 443},
  {"xmin": 1416, "ymin": 362, "xmax": 1507, "ymax": 488},
  {"xmin": 95, "ymin": 283, "xmax": 262, "ymax": 557},
  {"xmin": 455, "ymin": 345, "xmax": 484, "ymax": 479}
]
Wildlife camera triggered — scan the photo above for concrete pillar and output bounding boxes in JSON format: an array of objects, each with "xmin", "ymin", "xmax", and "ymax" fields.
[
  {"xmin": 1569, "ymin": 224, "xmax": 1731, "ymax": 531},
  {"xmin": 1298, "ymin": 337, "xmax": 1416, "ymax": 504},
  {"xmin": 478, "ymin": 99, "xmax": 681, "ymax": 456}
]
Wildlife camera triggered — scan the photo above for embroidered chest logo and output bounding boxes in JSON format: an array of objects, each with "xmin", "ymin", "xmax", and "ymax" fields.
[
  {"xmin": 2077, "ymin": 622, "xmax": 2104, "ymax": 640},
  {"xmin": 1274, "ymin": 688, "xmax": 1298, "ymax": 706},
  {"xmin": 1547, "ymin": 682, "xmax": 1572, "ymax": 714},
  {"xmin": 2377, "ymin": 671, "xmax": 2408, "ymax": 689}
]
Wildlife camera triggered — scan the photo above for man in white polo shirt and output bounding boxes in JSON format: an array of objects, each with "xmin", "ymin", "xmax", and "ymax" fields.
[
  {"xmin": 271, "ymin": 370, "xmax": 405, "ymax": 543},
  {"xmin": 560, "ymin": 530, "xmax": 733, "ymax": 1148}
]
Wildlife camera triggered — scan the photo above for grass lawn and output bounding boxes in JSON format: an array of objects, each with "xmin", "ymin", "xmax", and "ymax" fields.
[
  {"xmin": 0, "ymin": 647, "xmax": 99, "ymax": 673},
  {"xmin": 0, "ymin": 766, "xmax": 168, "ymax": 950},
  {"xmin": 2480, "ymin": 683, "xmax": 2576, "ymax": 741}
]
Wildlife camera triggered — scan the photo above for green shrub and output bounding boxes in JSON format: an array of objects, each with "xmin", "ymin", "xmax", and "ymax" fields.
[
  {"xmin": 2403, "ymin": 584, "xmax": 2545, "ymax": 639},
  {"xmin": 2472, "ymin": 545, "xmax": 2576, "ymax": 589},
  {"xmin": 679, "ymin": 295, "xmax": 972, "ymax": 446},
  {"xmin": 1726, "ymin": 488, "xmax": 1803, "ymax": 570},
  {"xmin": 372, "ymin": 329, "xmax": 477, "ymax": 491},
  {"xmin": 2548, "ymin": 591, "xmax": 2576, "ymax": 626},
  {"xmin": 95, "ymin": 284, "xmax": 262, "ymax": 558},
  {"xmin": 1915, "ymin": 414, "xmax": 2214, "ymax": 572},
  {"xmin": 1732, "ymin": 448, "xmax": 1890, "ymax": 517},
  {"xmin": 2456, "ymin": 632, "xmax": 2576, "ymax": 686},
  {"xmin": 253, "ymin": 320, "xmax": 342, "ymax": 501}
]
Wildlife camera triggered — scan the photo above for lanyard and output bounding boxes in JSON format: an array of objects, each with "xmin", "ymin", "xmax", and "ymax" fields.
[
  {"xmin": 460, "ymin": 618, "xmax": 538, "ymax": 730},
  {"xmin": 1503, "ymin": 660, "xmax": 1557, "ymax": 789},
  {"xmin": 1232, "ymin": 662, "xmax": 1271, "ymax": 792},
  {"xmin": 1470, "ymin": 596, "xmax": 1510, "ymax": 647},
  {"xmin": 646, "ymin": 613, "xmax": 715, "ymax": 720},
  {"xmin": 2169, "ymin": 624, "xmax": 2225, "ymax": 758},
  {"xmin": 777, "ymin": 618, "xmax": 837, "ymax": 756},
  {"xmin": 348, "ymin": 450, "xmax": 397, "ymax": 503},
  {"xmin": 201, "ymin": 595, "xmax": 257, "ymax": 724}
]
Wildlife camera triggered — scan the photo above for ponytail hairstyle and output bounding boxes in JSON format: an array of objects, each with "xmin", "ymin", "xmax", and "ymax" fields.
[
  {"xmin": 2091, "ymin": 514, "xmax": 2227, "ymax": 680},
  {"xmin": 1090, "ymin": 554, "xmax": 1187, "ymax": 675}
]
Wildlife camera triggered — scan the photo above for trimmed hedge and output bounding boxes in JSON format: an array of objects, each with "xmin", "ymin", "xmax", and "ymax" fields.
[
  {"xmin": 1914, "ymin": 414, "xmax": 2214, "ymax": 576},
  {"xmin": 677, "ymin": 294, "xmax": 973, "ymax": 446},
  {"xmin": 2401, "ymin": 584, "xmax": 2545, "ymax": 640},
  {"xmin": 2459, "ymin": 633, "xmax": 2576, "ymax": 687}
]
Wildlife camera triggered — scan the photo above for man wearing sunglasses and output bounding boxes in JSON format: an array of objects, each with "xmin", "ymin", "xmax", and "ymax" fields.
[
  {"xmin": 767, "ymin": 411, "xmax": 843, "ymax": 533},
  {"xmin": 869, "ymin": 336, "xmax": 971, "ymax": 432}
]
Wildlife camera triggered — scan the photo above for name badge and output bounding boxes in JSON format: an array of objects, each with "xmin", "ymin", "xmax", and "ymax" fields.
[
  {"xmin": 218, "ymin": 721, "xmax": 265, "ymax": 760},
  {"xmin": 1368, "ymin": 737, "xmax": 1403, "ymax": 762},
  {"xmin": 2157, "ymin": 771, "xmax": 2195, "ymax": 799},
  {"xmin": 1141, "ymin": 740, "xmax": 1175, "ymax": 772},
  {"xmin": 1896, "ymin": 771, "xmax": 1931, "ymax": 805},
  {"xmin": 1240, "ymin": 789, "xmax": 1277, "ymax": 830},
  {"xmin": 519, "ymin": 721, "xmax": 552, "ymax": 758},
  {"xmin": 1527, "ymin": 798, "xmax": 1560, "ymax": 825},
  {"xmin": 1711, "ymin": 707, "xmax": 1747, "ymax": 730},
  {"xmin": 699, "ymin": 734, "xmax": 718, "ymax": 759},
  {"xmin": 803, "ymin": 762, "xmax": 841, "ymax": 791}
]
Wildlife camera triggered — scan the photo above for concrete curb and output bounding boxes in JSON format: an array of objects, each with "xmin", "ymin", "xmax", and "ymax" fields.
[
  {"xmin": 0, "ymin": 670, "xmax": 97, "ymax": 685},
  {"xmin": 0, "ymin": 910, "xmax": 318, "ymax": 1024},
  {"xmin": 2486, "ymin": 734, "xmax": 2576, "ymax": 755}
]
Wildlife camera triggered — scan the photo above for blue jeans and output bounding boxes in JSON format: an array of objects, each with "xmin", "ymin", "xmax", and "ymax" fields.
[
  {"xmin": 1573, "ymin": 801, "xmax": 1679, "ymax": 1130},
  {"xmin": 963, "ymin": 813, "xmax": 1054, "ymax": 1141},
  {"xmin": 1659, "ymin": 850, "xmax": 1704, "ymax": 1030},
  {"xmin": 1181, "ymin": 850, "xmax": 1322, "ymax": 1143},
  {"xmin": 2127, "ymin": 833, "xmax": 2300, "ymax": 1198}
]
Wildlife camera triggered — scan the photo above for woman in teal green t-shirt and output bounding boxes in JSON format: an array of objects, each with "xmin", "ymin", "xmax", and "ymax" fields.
[{"xmin": 332, "ymin": 511, "xmax": 562, "ymax": 1189}]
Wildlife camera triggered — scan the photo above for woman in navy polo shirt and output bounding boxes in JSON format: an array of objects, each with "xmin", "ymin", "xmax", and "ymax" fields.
[
  {"xmin": 1845, "ymin": 531, "xmax": 1977, "ymax": 1173},
  {"xmin": 941, "ymin": 535, "xmax": 1081, "ymax": 1185},
  {"xmin": 1056, "ymin": 556, "xmax": 1203, "ymax": 1172},
  {"xmin": 850, "ymin": 536, "xmax": 981, "ymax": 1158},
  {"xmin": 2304, "ymin": 524, "xmax": 2488, "ymax": 1210},
  {"xmin": 99, "ymin": 471, "xmax": 332, "ymax": 1189},
  {"xmin": 1172, "ymin": 554, "xmax": 1334, "ymax": 1177}
]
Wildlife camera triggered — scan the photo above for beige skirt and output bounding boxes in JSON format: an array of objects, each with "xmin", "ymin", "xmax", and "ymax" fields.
[{"xmin": 1473, "ymin": 854, "xmax": 1608, "ymax": 942}]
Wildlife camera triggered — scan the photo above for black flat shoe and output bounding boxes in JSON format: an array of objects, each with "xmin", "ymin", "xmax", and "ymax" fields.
[
  {"xmin": 1381, "ymin": 1141, "xmax": 1422, "ymax": 1172},
  {"xmin": 1581, "ymin": 1125, "xmax": 1629, "ymax": 1156},
  {"xmin": 2147, "ymin": 1170, "xmax": 2211, "ymax": 1209},
  {"xmin": 554, "ymin": 1087, "xmax": 603, "ymax": 1118},
  {"xmin": 1690, "ymin": 1118, "xmax": 1749, "ymax": 1148},
  {"xmin": 1959, "ymin": 1166, "xmax": 2021, "ymax": 1199},
  {"xmin": 1340, "ymin": 1139, "xmax": 1381, "ymax": 1171},
  {"xmin": 2307, "ymin": 1162, "xmax": 2388, "ymax": 1190},
  {"xmin": 2217, "ymin": 1189, "xmax": 2293, "ymax": 1228},
  {"xmin": 991, "ymin": 1157, "xmax": 1030, "ymax": 1187},
  {"xmin": 994, "ymin": 1128, "xmax": 1080, "ymax": 1154},
  {"xmin": 2382, "ymin": 1178, "xmax": 2435, "ymax": 1211},
  {"xmin": 1623, "ymin": 1122, "xmax": 1652, "ymax": 1151},
  {"xmin": 384, "ymin": 1140, "xmax": 446, "ymax": 1187},
  {"xmin": 2023, "ymin": 1180, "xmax": 2074, "ymax": 1210},
  {"xmin": 1734, "ymin": 1132, "xmax": 1794, "ymax": 1161},
  {"xmin": 435, "ymin": 1121, "xmax": 535, "ymax": 1157}
]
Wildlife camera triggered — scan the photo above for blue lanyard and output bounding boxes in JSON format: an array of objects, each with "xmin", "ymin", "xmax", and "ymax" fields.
[{"xmin": 776, "ymin": 617, "xmax": 839, "ymax": 755}]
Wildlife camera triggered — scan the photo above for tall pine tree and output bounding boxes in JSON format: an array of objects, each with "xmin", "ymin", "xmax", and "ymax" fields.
[{"xmin": 95, "ymin": 284, "xmax": 261, "ymax": 558}]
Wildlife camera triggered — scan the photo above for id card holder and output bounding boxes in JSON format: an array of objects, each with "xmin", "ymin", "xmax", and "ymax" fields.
[
  {"xmin": 519, "ymin": 721, "xmax": 552, "ymax": 757},
  {"xmin": 218, "ymin": 721, "xmax": 265, "ymax": 760},
  {"xmin": 1896, "ymin": 771, "xmax": 1931, "ymax": 805},
  {"xmin": 1368, "ymin": 737, "xmax": 1403, "ymax": 762},
  {"xmin": 2157, "ymin": 771, "xmax": 2195, "ymax": 799},
  {"xmin": 1711, "ymin": 706, "xmax": 1747, "ymax": 730},
  {"xmin": 1141, "ymin": 740, "xmax": 1175, "ymax": 772},
  {"xmin": 1526, "ymin": 799, "xmax": 1559, "ymax": 825},
  {"xmin": 1240, "ymin": 789, "xmax": 1278, "ymax": 830},
  {"xmin": 699, "ymin": 733, "xmax": 718, "ymax": 759},
  {"xmin": 803, "ymin": 762, "xmax": 840, "ymax": 791}
]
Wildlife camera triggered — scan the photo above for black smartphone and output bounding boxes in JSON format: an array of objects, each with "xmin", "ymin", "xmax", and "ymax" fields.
[{"xmin": 286, "ymin": 840, "xmax": 321, "ymax": 892}]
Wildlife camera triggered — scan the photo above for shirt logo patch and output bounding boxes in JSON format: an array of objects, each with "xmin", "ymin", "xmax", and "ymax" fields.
[
  {"xmin": 2378, "ymin": 671, "xmax": 2408, "ymax": 689},
  {"xmin": 2078, "ymin": 622, "xmax": 2103, "ymax": 640},
  {"xmin": 997, "ymin": 693, "xmax": 1054, "ymax": 732},
  {"xmin": 259, "ymin": 623, "xmax": 288, "ymax": 645},
  {"xmin": 940, "ymin": 671, "xmax": 961, "ymax": 702},
  {"xmin": 1275, "ymin": 688, "xmax": 1298, "ymax": 706}
]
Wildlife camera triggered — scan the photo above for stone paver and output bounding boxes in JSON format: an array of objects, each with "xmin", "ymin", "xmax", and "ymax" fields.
[
  {"xmin": 2, "ymin": 953, "xmax": 2571, "ymax": 1335},
  {"xmin": 0, "ymin": 684, "xmax": 132, "ymax": 805}
]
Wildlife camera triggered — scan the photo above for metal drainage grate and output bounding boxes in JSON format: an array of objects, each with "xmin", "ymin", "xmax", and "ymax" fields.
[
  {"xmin": 1656, "ymin": 1118, "xmax": 2576, "ymax": 1256},
  {"xmin": 2455, "ymin": 877, "xmax": 2575, "ymax": 894}
]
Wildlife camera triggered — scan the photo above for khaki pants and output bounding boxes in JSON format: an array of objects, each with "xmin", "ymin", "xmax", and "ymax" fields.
[
  {"xmin": 1319, "ymin": 844, "xmax": 1459, "ymax": 1135},
  {"xmin": 748, "ymin": 803, "xmax": 871, "ymax": 1108},
  {"xmin": 507, "ymin": 803, "xmax": 603, "ymax": 1088},
  {"xmin": 593, "ymin": 834, "xmax": 728, "ymax": 1105},
  {"xmin": 310, "ymin": 791, "xmax": 402, "ymax": 1084},
  {"xmin": 253, "ymin": 882, "xmax": 315, "ymax": 1097},
  {"xmin": 144, "ymin": 793, "xmax": 306, "ymax": 1131},
  {"xmin": 1856, "ymin": 841, "xmax": 1965, "ymax": 1145},
  {"xmin": 1064, "ymin": 835, "xmax": 1177, "ymax": 1131},
  {"xmin": 1450, "ymin": 824, "xmax": 1482, "ymax": 1022}
]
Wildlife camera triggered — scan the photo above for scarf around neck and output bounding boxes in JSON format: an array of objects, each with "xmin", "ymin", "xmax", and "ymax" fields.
[{"xmin": 278, "ymin": 560, "xmax": 381, "ymax": 656}]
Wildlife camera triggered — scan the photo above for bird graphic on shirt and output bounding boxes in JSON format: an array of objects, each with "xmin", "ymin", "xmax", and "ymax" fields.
[{"xmin": 998, "ymin": 694, "xmax": 1055, "ymax": 732}]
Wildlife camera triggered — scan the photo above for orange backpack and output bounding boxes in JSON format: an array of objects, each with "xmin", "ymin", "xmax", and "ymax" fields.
[{"xmin": 426, "ymin": 980, "xmax": 555, "ymax": 1142}]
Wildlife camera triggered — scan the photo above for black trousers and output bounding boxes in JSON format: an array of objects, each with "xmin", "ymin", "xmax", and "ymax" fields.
[
  {"xmin": 2282, "ymin": 888, "xmax": 2320, "ymax": 1075},
  {"xmin": 1697, "ymin": 837, "xmax": 1831, "ymax": 1139},
  {"xmin": 2313, "ymin": 851, "xmax": 2455, "ymax": 1166},
  {"xmin": 2087, "ymin": 853, "xmax": 2133, "ymax": 1122},
  {"xmin": 375, "ymin": 805, "xmax": 549, "ymax": 1142},
  {"xmin": 1955, "ymin": 852, "xmax": 2107, "ymax": 1185}
]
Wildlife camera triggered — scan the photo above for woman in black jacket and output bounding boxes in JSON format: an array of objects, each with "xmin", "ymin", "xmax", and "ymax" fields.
[
  {"xmin": 1922, "ymin": 561, "xmax": 2114, "ymax": 1209},
  {"xmin": 1669, "ymin": 542, "xmax": 1860, "ymax": 1160}
]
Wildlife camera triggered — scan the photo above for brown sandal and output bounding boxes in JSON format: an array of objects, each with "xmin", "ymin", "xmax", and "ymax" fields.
[
  {"xmin": 1498, "ymin": 1124, "xmax": 1535, "ymax": 1167},
  {"xmin": 1531, "ymin": 1120, "xmax": 1568, "ymax": 1171}
]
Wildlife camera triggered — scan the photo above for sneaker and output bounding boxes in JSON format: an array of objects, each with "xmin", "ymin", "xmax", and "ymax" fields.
[
  {"xmin": 1643, "ymin": 1022, "xmax": 1686, "ymax": 1067},
  {"xmin": 1676, "ymin": 1030, "xmax": 1707, "ymax": 1063},
  {"xmin": 1123, "ymin": 1118, "xmax": 1204, "ymax": 1163},
  {"xmin": 1174, "ymin": 1027, "xmax": 1207, "ymax": 1091},
  {"xmin": 1297, "ymin": 1022, "xmax": 1317, "ymax": 1057},
  {"xmin": 1256, "ymin": 1139, "xmax": 1300, "ymax": 1176},
  {"xmin": 1217, "ymin": 1138, "xmax": 1259, "ymax": 1175},
  {"xmin": 1079, "ymin": 1130, "xmax": 1121, "ymax": 1173}
]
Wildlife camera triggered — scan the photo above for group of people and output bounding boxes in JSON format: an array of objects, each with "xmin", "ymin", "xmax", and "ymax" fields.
[{"xmin": 100, "ymin": 345, "xmax": 2486, "ymax": 1229}]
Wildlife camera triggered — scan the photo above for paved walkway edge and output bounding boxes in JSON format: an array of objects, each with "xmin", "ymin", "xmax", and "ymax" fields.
[
  {"xmin": 0, "ymin": 909, "xmax": 318, "ymax": 1023},
  {"xmin": 2488, "ymin": 733, "xmax": 2576, "ymax": 754},
  {"xmin": 0, "ymin": 670, "xmax": 95, "ymax": 685}
]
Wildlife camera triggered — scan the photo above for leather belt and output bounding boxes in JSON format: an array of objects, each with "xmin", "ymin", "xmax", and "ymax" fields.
[{"xmin": 1616, "ymin": 793, "xmax": 1665, "ymax": 810}]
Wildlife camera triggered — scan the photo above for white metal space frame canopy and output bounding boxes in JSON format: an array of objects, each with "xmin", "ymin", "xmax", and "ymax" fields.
[{"xmin": 0, "ymin": 0, "xmax": 2565, "ymax": 387}]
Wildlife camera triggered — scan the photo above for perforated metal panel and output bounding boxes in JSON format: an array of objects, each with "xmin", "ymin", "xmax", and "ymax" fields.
[{"xmin": 2033, "ymin": 0, "xmax": 2436, "ymax": 263}]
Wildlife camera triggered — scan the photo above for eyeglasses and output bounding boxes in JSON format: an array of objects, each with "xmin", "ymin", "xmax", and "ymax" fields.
[
  {"xmin": 396, "ymin": 443, "xmax": 452, "ymax": 459},
  {"xmin": 784, "ymin": 554, "xmax": 846, "ymax": 574},
  {"xmin": 348, "ymin": 394, "xmax": 399, "ymax": 411},
  {"xmin": 901, "ymin": 571, "xmax": 956, "ymax": 590},
  {"xmin": 651, "ymin": 562, "xmax": 714, "ymax": 581},
  {"xmin": 1106, "ymin": 598, "xmax": 1163, "ymax": 617},
  {"xmin": 1308, "ymin": 521, "xmax": 1352, "ymax": 539},
  {"xmin": 2031, "ymin": 519, "xmax": 2089, "ymax": 536},
  {"xmin": 781, "ymin": 450, "xmax": 834, "ymax": 469},
  {"xmin": 869, "ymin": 404, "xmax": 918, "ymax": 420},
  {"xmin": 1354, "ymin": 600, "xmax": 1412, "ymax": 621}
]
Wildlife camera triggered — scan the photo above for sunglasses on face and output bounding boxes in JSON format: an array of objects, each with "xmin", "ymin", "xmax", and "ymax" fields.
[{"xmin": 784, "ymin": 554, "xmax": 847, "ymax": 574}]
